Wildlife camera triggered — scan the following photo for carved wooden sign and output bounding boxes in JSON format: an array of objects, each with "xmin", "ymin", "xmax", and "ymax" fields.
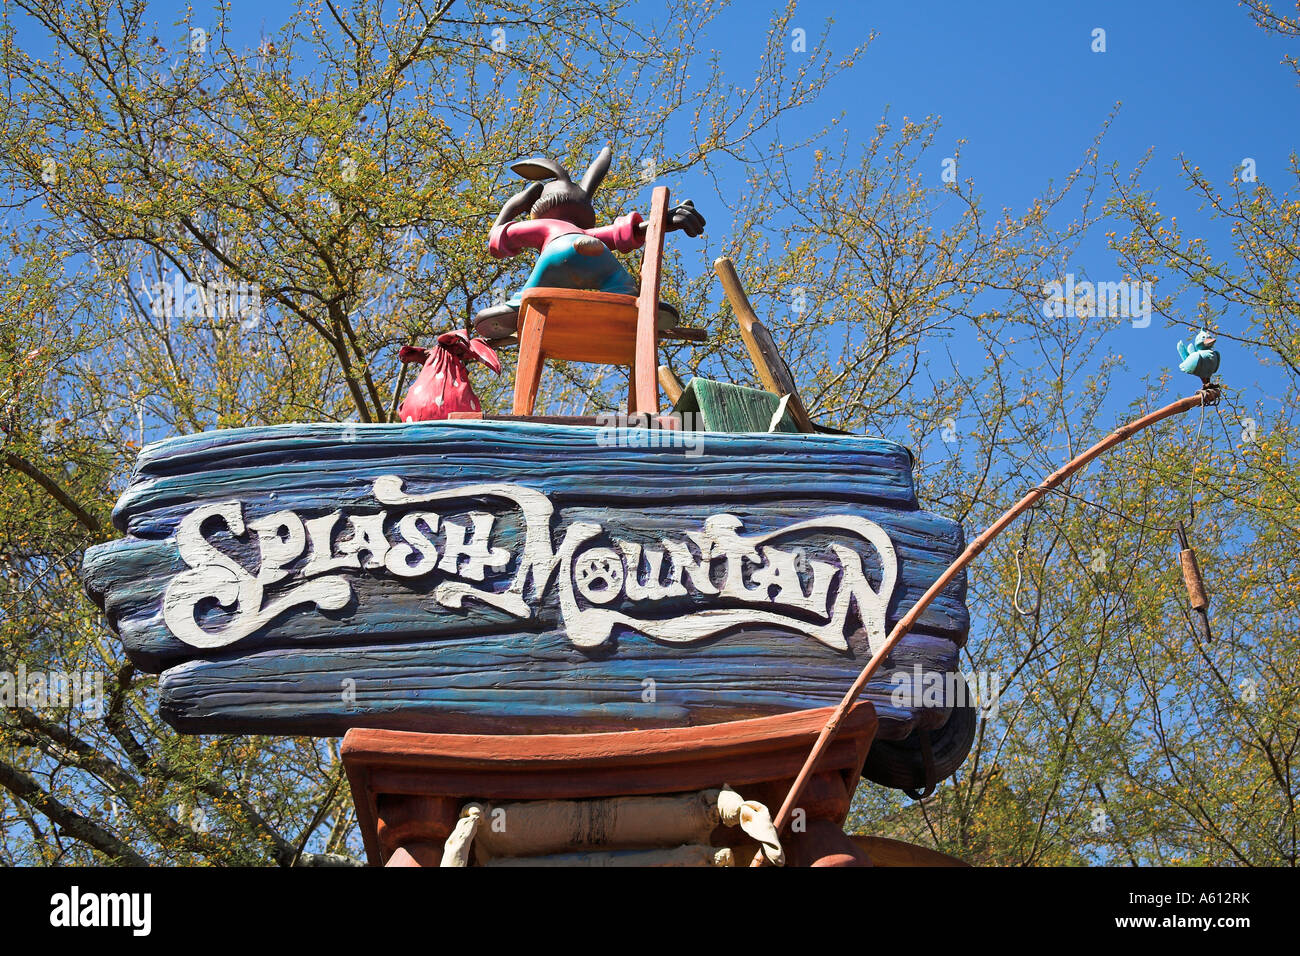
[
  {"xmin": 82, "ymin": 421, "xmax": 970, "ymax": 740},
  {"xmin": 162, "ymin": 479, "xmax": 899, "ymax": 653}
]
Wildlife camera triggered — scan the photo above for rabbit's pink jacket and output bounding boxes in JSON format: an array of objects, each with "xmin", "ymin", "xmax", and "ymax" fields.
[{"xmin": 489, "ymin": 211, "xmax": 645, "ymax": 259}]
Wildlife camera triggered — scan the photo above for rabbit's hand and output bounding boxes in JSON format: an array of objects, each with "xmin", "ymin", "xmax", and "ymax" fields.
[
  {"xmin": 494, "ymin": 181, "xmax": 544, "ymax": 227},
  {"xmin": 666, "ymin": 199, "xmax": 706, "ymax": 237},
  {"xmin": 634, "ymin": 199, "xmax": 706, "ymax": 239}
]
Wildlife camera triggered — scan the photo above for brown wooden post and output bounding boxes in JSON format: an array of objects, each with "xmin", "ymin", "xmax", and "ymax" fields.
[
  {"xmin": 786, "ymin": 818, "xmax": 874, "ymax": 867},
  {"xmin": 375, "ymin": 794, "xmax": 461, "ymax": 867},
  {"xmin": 633, "ymin": 187, "xmax": 671, "ymax": 415},
  {"xmin": 658, "ymin": 364, "xmax": 685, "ymax": 405},
  {"xmin": 713, "ymin": 256, "xmax": 816, "ymax": 432}
]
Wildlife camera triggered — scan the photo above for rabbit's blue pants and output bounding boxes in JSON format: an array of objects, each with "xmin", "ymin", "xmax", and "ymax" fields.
[{"xmin": 507, "ymin": 233, "xmax": 638, "ymax": 307}]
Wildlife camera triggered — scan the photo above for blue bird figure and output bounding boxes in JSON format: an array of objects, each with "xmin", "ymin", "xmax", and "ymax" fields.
[{"xmin": 1177, "ymin": 329, "xmax": 1220, "ymax": 385}]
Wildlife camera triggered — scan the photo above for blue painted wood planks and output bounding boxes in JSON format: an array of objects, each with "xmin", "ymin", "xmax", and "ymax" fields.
[{"xmin": 81, "ymin": 419, "xmax": 972, "ymax": 745}]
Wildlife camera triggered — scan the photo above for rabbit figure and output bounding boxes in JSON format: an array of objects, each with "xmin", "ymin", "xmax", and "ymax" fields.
[
  {"xmin": 474, "ymin": 145, "xmax": 705, "ymax": 339},
  {"xmin": 1176, "ymin": 329, "xmax": 1220, "ymax": 385},
  {"xmin": 398, "ymin": 329, "xmax": 502, "ymax": 421}
]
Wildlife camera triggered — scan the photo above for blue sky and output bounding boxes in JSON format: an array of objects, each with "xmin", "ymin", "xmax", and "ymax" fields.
[
  {"xmin": 691, "ymin": 0, "xmax": 1294, "ymax": 229},
  {"xmin": 683, "ymin": 0, "xmax": 1298, "ymax": 413},
  {"xmin": 793, "ymin": 0, "xmax": 1295, "ymax": 215}
]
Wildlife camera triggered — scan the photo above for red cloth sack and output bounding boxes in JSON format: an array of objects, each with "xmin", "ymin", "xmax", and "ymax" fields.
[{"xmin": 398, "ymin": 329, "xmax": 502, "ymax": 422}]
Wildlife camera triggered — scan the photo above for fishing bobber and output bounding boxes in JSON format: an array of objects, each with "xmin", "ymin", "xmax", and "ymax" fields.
[{"xmin": 1177, "ymin": 522, "xmax": 1209, "ymax": 614}]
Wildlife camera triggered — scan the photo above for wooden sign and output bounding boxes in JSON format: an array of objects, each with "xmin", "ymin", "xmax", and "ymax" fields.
[{"xmin": 81, "ymin": 420, "xmax": 970, "ymax": 740}]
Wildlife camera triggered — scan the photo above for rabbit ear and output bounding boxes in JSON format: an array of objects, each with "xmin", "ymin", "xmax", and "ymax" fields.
[
  {"xmin": 510, "ymin": 157, "xmax": 568, "ymax": 182},
  {"xmin": 579, "ymin": 145, "xmax": 612, "ymax": 196}
]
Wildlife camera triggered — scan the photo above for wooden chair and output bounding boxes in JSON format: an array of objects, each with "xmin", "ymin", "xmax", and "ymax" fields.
[{"xmin": 512, "ymin": 186, "xmax": 672, "ymax": 416}]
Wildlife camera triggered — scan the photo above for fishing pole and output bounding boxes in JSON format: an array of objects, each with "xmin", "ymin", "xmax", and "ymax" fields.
[{"xmin": 754, "ymin": 384, "xmax": 1221, "ymax": 865}]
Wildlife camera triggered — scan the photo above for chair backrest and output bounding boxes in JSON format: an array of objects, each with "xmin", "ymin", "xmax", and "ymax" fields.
[{"xmin": 632, "ymin": 186, "xmax": 672, "ymax": 414}]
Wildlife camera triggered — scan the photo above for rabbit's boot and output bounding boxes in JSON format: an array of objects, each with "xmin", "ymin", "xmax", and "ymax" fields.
[{"xmin": 474, "ymin": 303, "xmax": 520, "ymax": 340}]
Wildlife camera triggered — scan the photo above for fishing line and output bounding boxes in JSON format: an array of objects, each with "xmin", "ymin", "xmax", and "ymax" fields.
[
  {"xmin": 1185, "ymin": 393, "xmax": 1208, "ymax": 530},
  {"xmin": 1012, "ymin": 506, "xmax": 1035, "ymax": 615}
]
